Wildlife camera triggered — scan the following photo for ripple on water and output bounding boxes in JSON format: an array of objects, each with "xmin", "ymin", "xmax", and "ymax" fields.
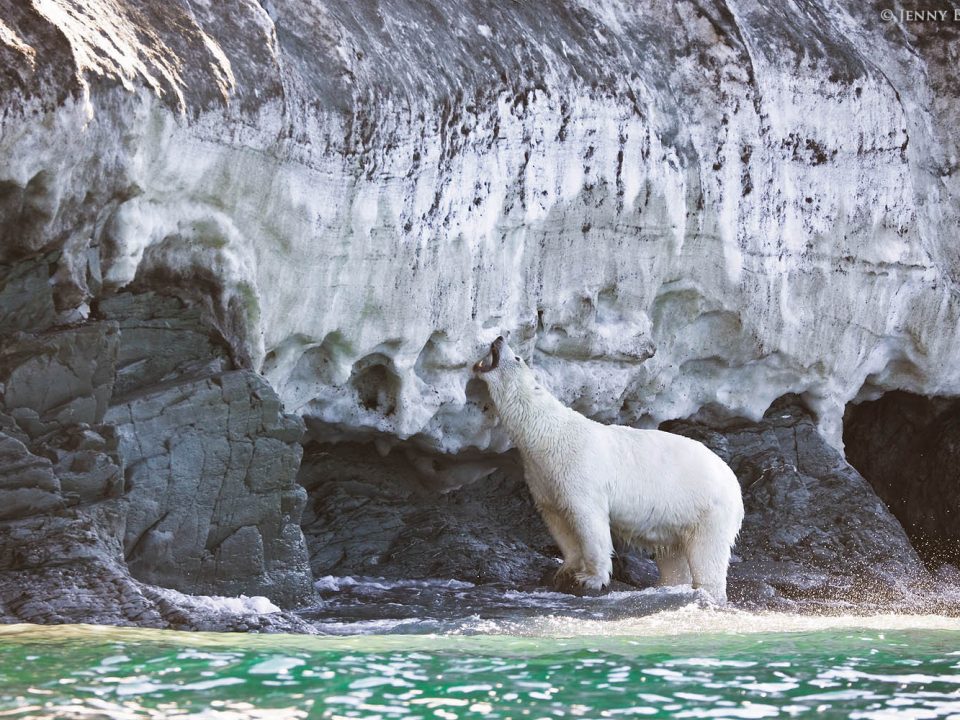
[{"xmin": 1, "ymin": 612, "xmax": 960, "ymax": 719}]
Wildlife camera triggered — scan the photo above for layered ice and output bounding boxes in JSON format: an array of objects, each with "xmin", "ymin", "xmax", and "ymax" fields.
[{"xmin": 1, "ymin": 0, "xmax": 958, "ymax": 455}]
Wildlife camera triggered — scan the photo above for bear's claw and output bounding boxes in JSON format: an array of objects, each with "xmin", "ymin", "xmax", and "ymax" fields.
[{"xmin": 574, "ymin": 572, "xmax": 608, "ymax": 592}]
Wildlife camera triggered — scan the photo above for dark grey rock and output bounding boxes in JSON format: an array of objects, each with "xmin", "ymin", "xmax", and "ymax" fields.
[
  {"xmin": 845, "ymin": 392, "xmax": 960, "ymax": 567},
  {"xmin": 0, "ymin": 410, "xmax": 124, "ymax": 520},
  {"xmin": 0, "ymin": 322, "xmax": 119, "ymax": 432},
  {"xmin": 0, "ymin": 431, "xmax": 63, "ymax": 520},
  {"xmin": 55, "ymin": 452, "xmax": 121, "ymax": 504},
  {"xmin": 96, "ymin": 291, "xmax": 231, "ymax": 400},
  {"xmin": 0, "ymin": 502, "xmax": 164, "ymax": 628},
  {"xmin": 300, "ymin": 443, "xmax": 560, "ymax": 586},
  {"xmin": 0, "ymin": 253, "xmax": 57, "ymax": 335},
  {"xmin": 0, "ymin": 249, "xmax": 317, "ymax": 627},
  {"xmin": 612, "ymin": 549, "xmax": 660, "ymax": 589},
  {"xmin": 0, "ymin": 502, "xmax": 316, "ymax": 633},
  {"xmin": 105, "ymin": 369, "xmax": 313, "ymax": 606},
  {"xmin": 300, "ymin": 442, "xmax": 656, "ymax": 589},
  {"xmin": 663, "ymin": 395, "xmax": 929, "ymax": 607}
]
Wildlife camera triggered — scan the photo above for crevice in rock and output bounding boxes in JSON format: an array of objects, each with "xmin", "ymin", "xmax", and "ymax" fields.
[
  {"xmin": 844, "ymin": 391, "xmax": 960, "ymax": 569},
  {"xmin": 296, "ymin": 438, "xmax": 611, "ymax": 588}
]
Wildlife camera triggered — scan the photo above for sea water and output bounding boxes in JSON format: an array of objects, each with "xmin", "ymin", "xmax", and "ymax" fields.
[{"xmin": 2, "ymin": 605, "xmax": 960, "ymax": 719}]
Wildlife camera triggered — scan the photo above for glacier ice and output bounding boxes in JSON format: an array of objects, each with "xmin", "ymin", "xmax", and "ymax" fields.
[{"xmin": 0, "ymin": 0, "xmax": 958, "ymax": 458}]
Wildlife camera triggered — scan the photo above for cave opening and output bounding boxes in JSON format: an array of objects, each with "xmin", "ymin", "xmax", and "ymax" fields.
[{"xmin": 843, "ymin": 391, "xmax": 960, "ymax": 569}]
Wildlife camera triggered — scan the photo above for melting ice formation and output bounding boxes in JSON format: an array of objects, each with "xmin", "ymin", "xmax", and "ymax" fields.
[{"xmin": 1, "ymin": 0, "xmax": 958, "ymax": 455}]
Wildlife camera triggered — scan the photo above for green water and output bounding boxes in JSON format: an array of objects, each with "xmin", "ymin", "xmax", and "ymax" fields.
[{"xmin": 1, "ymin": 614, "xmax": 959, "ymax": 719}]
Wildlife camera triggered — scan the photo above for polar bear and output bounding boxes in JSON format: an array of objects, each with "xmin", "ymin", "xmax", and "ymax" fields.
[{"xmin": 473, "ymin": 336, "xmax": 744, "ymax": 602}]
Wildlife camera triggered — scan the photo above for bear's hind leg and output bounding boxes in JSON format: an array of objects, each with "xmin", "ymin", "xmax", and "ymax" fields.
[
  {"xmin": 684, "ymin": 533, "xmax": 731, "ymax": 604},
  {"xmin": 656, "ymin": 547, "xmax": 692, "ymax": 587}
]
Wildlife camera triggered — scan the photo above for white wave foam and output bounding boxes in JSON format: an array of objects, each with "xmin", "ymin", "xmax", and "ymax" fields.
[
  {"xmin": 479, "ymin": 605, "xmax": 960, "ymax": 638},
  {"xmin": 154, "ymin": 587, "xmax": 280, "ymax": 615},
  {"xmin": 314, "ymin": 575, "xmax": 476, "ymax": 592}
]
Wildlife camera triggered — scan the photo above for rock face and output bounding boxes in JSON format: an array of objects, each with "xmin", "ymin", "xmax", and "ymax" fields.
[
  {"xmin": 105, "ymin": 369, "xmax": 312, "ymax": 605},
  {"xmin": 0, "ymin": 1, "xmax": 958, "ymax": 460},
  {"xmin": 0, "ymin": 251, "xmax": 314, "ymax": 627},
  {"xmin": 299, "ymin": 444, "xmax": 561, "ymax": 586},
  {"xmin": 100, "ymin": 292, "xmax": 313, "ymax": 606},
  {"xmin": 845, "ymin": 392, "xmax": 960, "ymax": 567}
]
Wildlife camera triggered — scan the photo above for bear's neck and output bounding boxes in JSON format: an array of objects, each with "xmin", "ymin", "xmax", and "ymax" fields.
[{"xmin": 491, "ymin": 381, "xmax": 582, "ymax": 456}]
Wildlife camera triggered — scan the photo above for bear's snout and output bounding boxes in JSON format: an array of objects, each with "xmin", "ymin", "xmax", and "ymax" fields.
[{"xmin": 473, "ymin": 336, "xmax": 503, "ymax": 373}]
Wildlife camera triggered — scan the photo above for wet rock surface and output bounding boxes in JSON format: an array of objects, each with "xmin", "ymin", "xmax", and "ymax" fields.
[
  {"xmin": 302, "ymin": 577, "xmax": 702, "ymax": 635},
  {"xmin": 0, "ymin": 509, "xmax": 316, "ymax": 633}
]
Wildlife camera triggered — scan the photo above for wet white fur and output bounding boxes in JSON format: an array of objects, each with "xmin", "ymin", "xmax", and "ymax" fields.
[{"xmin": 477, "ymin": 340, "xmax": 744, "ymax": 602}]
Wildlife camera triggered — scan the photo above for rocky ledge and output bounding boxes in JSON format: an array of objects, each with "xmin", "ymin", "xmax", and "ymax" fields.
[{"xmin": 300, "ymin": 394, "xmax": 953, "ymax": 623}]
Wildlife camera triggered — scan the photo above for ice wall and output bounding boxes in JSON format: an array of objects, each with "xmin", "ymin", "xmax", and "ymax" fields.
[{"xmin": 1, "ymin": 0, "xmax": 958, "ymax": 453}]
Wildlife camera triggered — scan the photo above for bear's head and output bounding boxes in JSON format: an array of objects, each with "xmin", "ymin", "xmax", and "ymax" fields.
[
  {"xmin": 473, "ymin": 336, "xmax": 557, "ymax": 430},
  {"xmin": 473, "ymin": 336, "xmax": 535, "ymax": 395}
]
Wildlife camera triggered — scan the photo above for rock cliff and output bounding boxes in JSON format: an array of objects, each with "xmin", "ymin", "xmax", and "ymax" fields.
[{"xmin": 0, "ymin": 253, "xmax": 313, "ymax": 628}]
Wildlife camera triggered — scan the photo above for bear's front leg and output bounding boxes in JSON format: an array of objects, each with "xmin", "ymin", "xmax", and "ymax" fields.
[{"xmin": 565, "ymin": 509, "xmax": 614, "ymax": 592}]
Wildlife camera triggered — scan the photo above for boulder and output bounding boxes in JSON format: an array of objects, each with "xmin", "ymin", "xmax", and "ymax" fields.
[
  {"xmin": 0, "ymin": 322, "xmax": 119, "ymax": 433},
  {"xmin": 0, "ymin": 503, "xmax": 316, "ymax": 632},
  {"xmin": 664, "ymin": 396, "xmax": 929, "ymax": 607},
  {"xmin": 106, "ymin": 370, "xmax": 313, "ymax": 606},
  {"xmin": 96, "ymin": 291, "xmax": 231, "ymax": 400}
]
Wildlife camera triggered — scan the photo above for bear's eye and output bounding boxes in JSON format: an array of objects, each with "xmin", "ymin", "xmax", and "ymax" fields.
[{"xmin": 515, "ymin": 356, "xmax": 521, "ymax": 361}]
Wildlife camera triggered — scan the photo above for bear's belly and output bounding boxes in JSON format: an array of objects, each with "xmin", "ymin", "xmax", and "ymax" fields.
[{"xmin": 610, "ymin": 513, "xmax": 685, "ymax": 549}]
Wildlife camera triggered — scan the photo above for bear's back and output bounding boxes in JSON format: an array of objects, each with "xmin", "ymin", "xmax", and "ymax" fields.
[{"xmin": 598, "ymin": 425, "xmax": 742, "ymax": 520}]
